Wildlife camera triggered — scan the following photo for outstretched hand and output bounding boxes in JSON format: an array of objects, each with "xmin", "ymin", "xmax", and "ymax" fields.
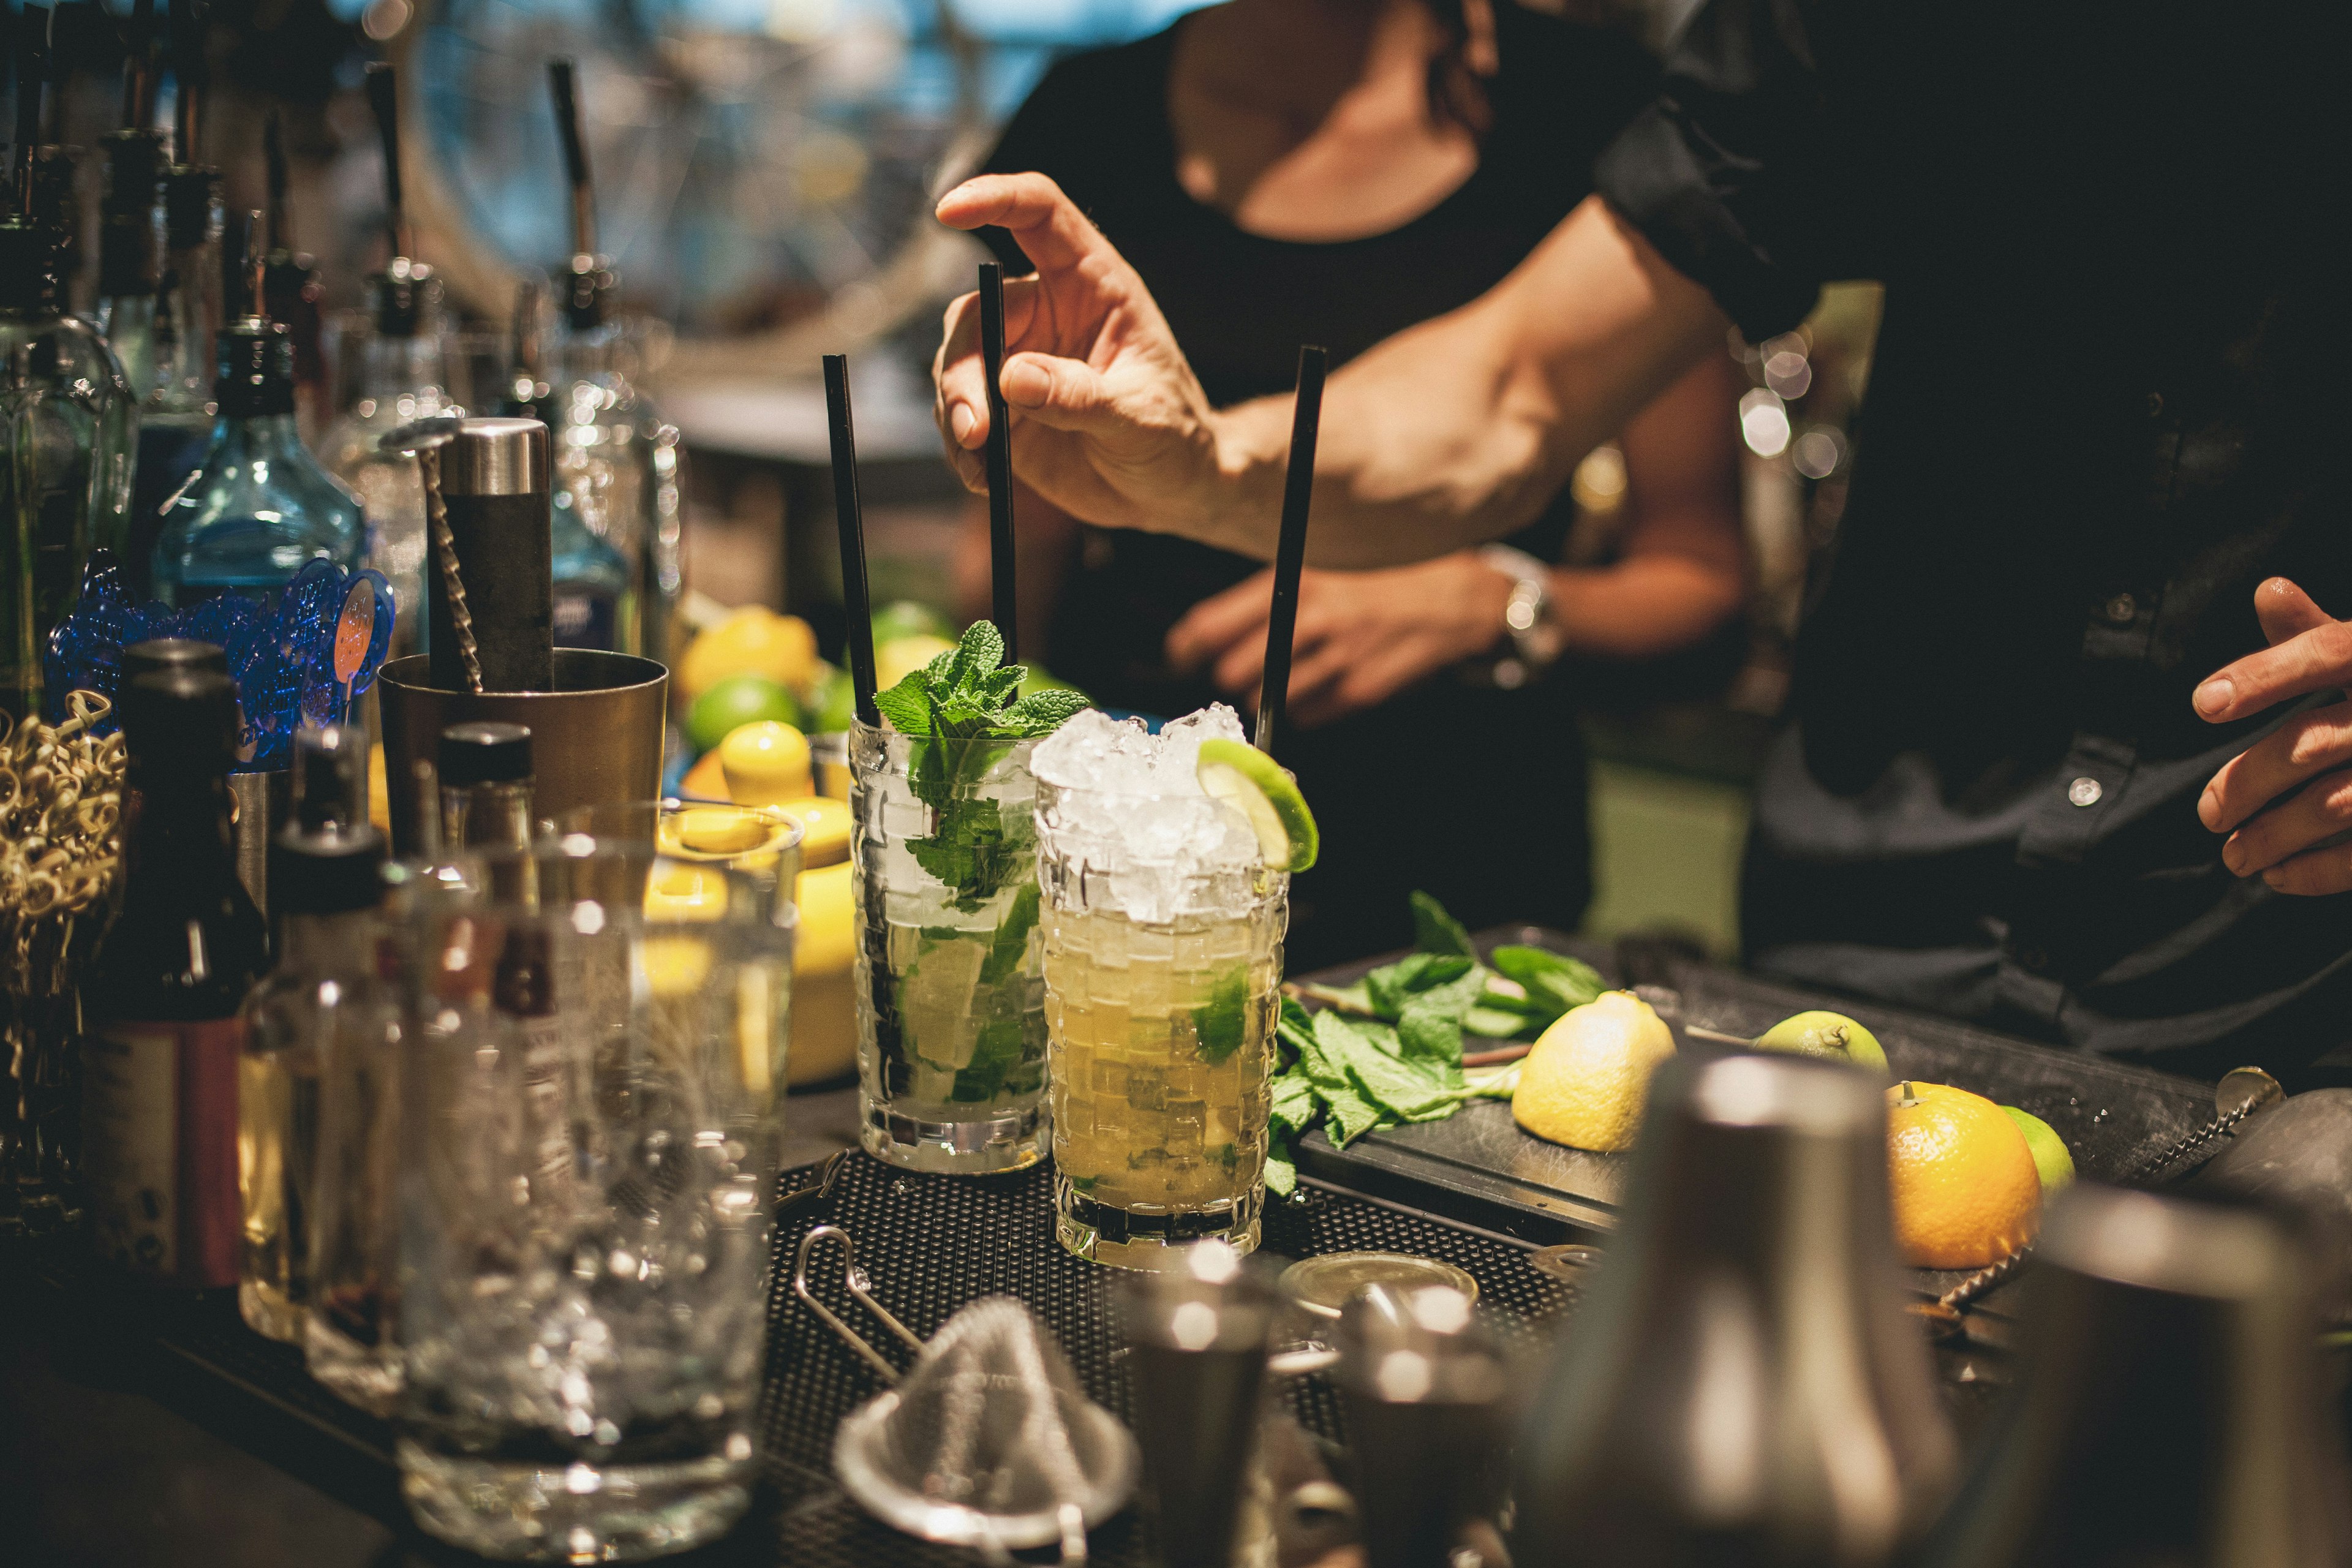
[
  {"xmin": 2196, "ymin": 578, "xmax": 2352, "ymax": 894},
  {"xmin": 932, "ymin": 174, "xmax": 1227, "ymax": 537}
]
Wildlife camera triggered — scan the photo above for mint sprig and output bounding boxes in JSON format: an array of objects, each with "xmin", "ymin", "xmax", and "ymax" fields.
[{"xmin": 875, "ymin": 620, "xmax": 1085, "ymax": 910}]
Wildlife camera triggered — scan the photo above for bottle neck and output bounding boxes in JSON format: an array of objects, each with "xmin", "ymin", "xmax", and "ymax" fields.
[
  {"xmin": 154, "ymin": 225, "xmax": 223, "ymax": 414},
  {"xmin": 124, "ymin": 767, "xmax": 239, "ymax": 896},
  {"xmin": 442, "ymin": 779, "xmax": 536, "ymax": 851},
  {"xmin": 273, "ymin": 907, "xmax": 379, "ymax": 975},
  {"xmin": 205, "ymin": 410, "xmax": 307, "ymax": 454},
  {"xmin": 355, "ymin": 327, "xmax": 451, "ymax": 412}
]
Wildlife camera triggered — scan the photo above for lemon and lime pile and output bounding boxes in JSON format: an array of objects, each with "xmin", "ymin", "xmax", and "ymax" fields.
[{"xmin": 1510, "ymin": 998, "xmax": 2073, "ymax": 1269}]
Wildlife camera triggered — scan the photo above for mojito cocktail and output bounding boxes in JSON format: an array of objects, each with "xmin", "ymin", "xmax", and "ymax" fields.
[
  {"xmin": 848, "ymin": 620, "xmax": 1089, "ymax": 1173},
  {"xmin": 1035, "ymin": 707, "xmax": 1289, "ymax": 1267}
]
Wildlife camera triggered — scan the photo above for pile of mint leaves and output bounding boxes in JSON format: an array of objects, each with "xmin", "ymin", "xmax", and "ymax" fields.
[
  {"xmin": 872, "ymin": 620, "xmax": 1087, "ymax": 910},
  {"xmin": 1267, "ymin": 892, "xmax": 1607, "ymax": 1195}
]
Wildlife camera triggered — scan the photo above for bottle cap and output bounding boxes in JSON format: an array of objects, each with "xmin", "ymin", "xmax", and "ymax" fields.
[
  {"xmin": 439, "ymin": 721, "xmax": 532, "ymax": 787},
  {"xmin": 119, "ymin": 665, "xmax": 242, "ymax": 771},
  {"xmin": 121, "ymin": 637, "xmax": 228, "ymax": 682},
  {"xmin": 271, "ymin": 725, "xmax": 386, "ymax": 916},
  {"xmin": 438, "ymin": 417, "xmax": 549, "ymax": 498}
]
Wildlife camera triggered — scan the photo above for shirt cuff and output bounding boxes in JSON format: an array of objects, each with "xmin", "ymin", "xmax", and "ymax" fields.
[{"xmin": 1594, "ymin": 102, "xmax": 1823, "ymax": 342}]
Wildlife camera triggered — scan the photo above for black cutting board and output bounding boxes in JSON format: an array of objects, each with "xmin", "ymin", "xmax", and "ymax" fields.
[{"xmin": 1291, "ymin": 928, "xmax": 2223, "ymax": 1294}]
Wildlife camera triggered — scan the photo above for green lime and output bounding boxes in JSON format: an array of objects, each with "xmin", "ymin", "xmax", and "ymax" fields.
[
  {"xmin": 687, "ymin": 673, "xmax": 803, "ymax": 755},
  {"xmin": 1196, "ymin": 738, "xmax": 1319, "ymax": 872},
  {"xmin": 870, "ymin": 600, "xmax": 953, "ymax": 646},
  {"xmin": 1755, "ymin": 1010, "xmax": 1889, "ymax": 1073},
  {"xmin": 810, "ymin": 663, "xmax": 857, "ymax": 733},
  {"xmin": 2002, "ymin": 1106, "xmax": 2076, "ymax": 1193}
]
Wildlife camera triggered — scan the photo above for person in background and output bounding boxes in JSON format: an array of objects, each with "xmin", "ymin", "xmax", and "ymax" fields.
[{"xmin": 954, "ymin": 0, "xmax": 1745, "ymax": 969}]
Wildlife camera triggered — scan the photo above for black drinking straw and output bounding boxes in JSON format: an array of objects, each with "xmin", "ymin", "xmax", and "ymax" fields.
[
  {"xmin": 824, "ymin": 354, "xmax": 881, "ymax": 728},
  {"xmin": 977, "ymin": 262, "xmax": 1019, "ymax": 662},
  {"xmin": 1254, "ymin": 344, "xmax": 1328, "ymax": 756}
]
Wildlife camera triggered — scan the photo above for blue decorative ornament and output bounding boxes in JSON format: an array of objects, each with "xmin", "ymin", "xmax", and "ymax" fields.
[{"xmin": 44, "ymin": 549, "xmax": 396, "ymax": 772}]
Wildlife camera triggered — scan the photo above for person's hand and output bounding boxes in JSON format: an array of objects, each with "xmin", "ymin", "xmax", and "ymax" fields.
[
  {"xmin": 2195, "ymin": 578, "xmax": 2352, "ymax": 893},
  {"xmin": 1165, "ymin": 555, "xmax": 1513, "ymax": 728},
  {"xmin": 933, "ymin": 173, "xmax": 1228, "ymax": 537}
]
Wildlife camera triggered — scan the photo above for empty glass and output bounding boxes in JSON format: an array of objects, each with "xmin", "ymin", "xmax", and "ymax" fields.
[{"xmin": 396, "ymin": 842, "xmax": 791, "ymax": 1561}]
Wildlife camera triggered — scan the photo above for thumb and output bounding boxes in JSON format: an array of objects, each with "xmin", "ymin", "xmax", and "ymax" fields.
[
  {"xmin": 2256, "ymin": 577, "xmax": 2334, "ymax": 647},
  {"xmin": 997, "ymin": 351, "xmax": 1123, "ymax": 435}
]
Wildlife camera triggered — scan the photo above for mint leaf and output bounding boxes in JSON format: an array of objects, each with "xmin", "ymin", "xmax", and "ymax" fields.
[
  {"xmin": 1365, "ymin": 952, "xmax": 1475, "ymax": 1019},
  {"xmin": 873, "ymin": 679, "xmax": 930, "ymax": 736},
  {"xmin": 1411, "ymin": 891, "xmax": 1478, "ymax": 959},
  {"xmin": 1191, "ymin": 963, "xmax": 1250, "ymax": 1064},
  {"xmin": 1491, "ymin": 944, "xmax": 1605, "ymax": 1019},
  {"xmin": 1265, "ymin": 1139, "xmax": 1297, "ymax": 1197},
  {"xmin": 976, "ymin": 664, "xmax": 1024, "ymax": 709},
  {"xmin": 1003, "ymin": 687, "xmax": 1088, "ymax": 736},
  {"xmin": 1270, "ymin": 1069, "xmax": 1317, "ymax": 1139},
  {"xmin": 1278, "ymin": 996, "xmax": 1317, "ymax": 1060},
  {"xmin": 945, "ymin": 620, "xmax": 1004, "ymax": 689},
  {"xmin": 979, "ymin": 883, "xmax": 1040, "ymax": 985},
  {"xmin": 1464, "ymin": 1004, "xmax": 1529, "ymax": 1038}
]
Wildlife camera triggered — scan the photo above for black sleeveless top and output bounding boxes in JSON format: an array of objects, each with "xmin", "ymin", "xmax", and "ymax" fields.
[{"xmin": 977, "ymin": 6, "xmax": 1658, "ymax": 967}]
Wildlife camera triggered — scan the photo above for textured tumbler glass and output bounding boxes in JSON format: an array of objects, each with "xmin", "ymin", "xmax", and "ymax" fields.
[
  {"xmin": 1036, "ymin": 777, "xmax": 1285, "ymax": 1269},
  {"xmin": 396, "ymin": 842, "xmax": 790, "ymax": 1561},
  {"xmin": 850, "ymin": 722, "xmax": 1046, "ymax": 1173}
]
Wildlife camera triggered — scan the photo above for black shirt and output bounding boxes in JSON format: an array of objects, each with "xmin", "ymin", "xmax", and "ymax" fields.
[
  {"xmin": 978, "ymin": 7, "xmax": 1660, "ymax": 968},
  {"xmin": 1596, "ymin": 0, "xmax": 2352, "ymax": 1079}
]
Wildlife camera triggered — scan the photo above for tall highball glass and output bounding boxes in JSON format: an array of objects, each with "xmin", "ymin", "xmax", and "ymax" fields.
[
  {"xmin": 1035, "ymin": 772, "xmax": 1286, "ymax": 1270},
  {"xmin": 396, "ymin": 842, "xmax": 790, "ymax": 1561},
  {"xmin": 850, "ymin": 722, "xmax": 1047, "ymax": 1173}
]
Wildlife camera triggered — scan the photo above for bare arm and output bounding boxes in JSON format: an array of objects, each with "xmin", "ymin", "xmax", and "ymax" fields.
[
  {"xmin": 933, "ymin": 180, "xmax": 1727, "ymax": 568},
  {"xmin": 1545, "ymin": 347, "xmax": 1746, "ymax": 658}
]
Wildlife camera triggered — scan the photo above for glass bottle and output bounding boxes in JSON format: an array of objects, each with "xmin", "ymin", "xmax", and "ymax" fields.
[
  {"xmin": 1, "ymin": 200, "xmax": 135, "ymax": 722},
  {"xmin": 83, "ymin": 657, "xmax": 270, "ymax": 1288},
  {"xmin": 91, "ymin": 124, "xmax": 165, "ymax": 400},
  {"xmin": 547, "ymin": 256, "xmax": 679, "ymax": 664},
  {"xmin": 151, "ymin": 212, "xmax": 363, "ymax": 608},
  {"xmin": 500, "ymin": 281, "xmax": 630, "ymax": 652},
  {"xmin": 121, "ymin": 162, "xmax": 224, "ymax": 592},
  {"xmin": 238, "ymin": 724, "xmax": 387, "ymax": 1344},
  {"xmin": 260, "ymin": 109, "xmax": 328, "ymax": 444}
]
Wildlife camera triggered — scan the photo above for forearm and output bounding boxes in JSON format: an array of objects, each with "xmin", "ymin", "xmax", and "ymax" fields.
[
  {"xmin": 1548, "ymin": 554, "xmax": 1745, "ymax": 661},
  {"xmin": 1204, "ymin": 197, "xmax": 1728, "ymax": 568}
]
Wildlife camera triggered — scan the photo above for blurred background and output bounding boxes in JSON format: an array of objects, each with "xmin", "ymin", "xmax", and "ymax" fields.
[{"xmin": 7, "ymin": 0, "xmax": 1880, "ymax": 960}]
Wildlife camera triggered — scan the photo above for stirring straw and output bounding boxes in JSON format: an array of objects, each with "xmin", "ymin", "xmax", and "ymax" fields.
[
  {"xmin": 824, "ymin": 354, "xmax": 882, "ymax": 728},
  {"xmin": 977, "ymin": 263, "xmax": 1019, "ymax": 662},
  {"xmin": 1254, "ymin": 344, "xmax": 1329, "ymax": 756}
]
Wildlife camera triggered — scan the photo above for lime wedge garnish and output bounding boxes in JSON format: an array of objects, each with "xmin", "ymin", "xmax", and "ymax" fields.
[{"xmin": 1196, "ymin": 739, "xmax": 1319, "ymax": 872}]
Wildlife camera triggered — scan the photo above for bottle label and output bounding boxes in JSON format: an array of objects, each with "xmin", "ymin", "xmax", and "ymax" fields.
[
  {"xmin": 554, "ymin": 584, "xmax": 620, "ymax": 651},
  {"xmin": 83, "ymin": 1019, "xmax": 246, "ymax": 1287}
]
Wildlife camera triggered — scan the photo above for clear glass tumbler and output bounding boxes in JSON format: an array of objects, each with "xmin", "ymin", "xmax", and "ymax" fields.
[
  {"xmin": 1035, "ymin": 777, "xmax": 1286, "ymax": 1269},
  {"xmin": 396, "ymin": 842, "xmax": 790, "ymax": 1561},
  {"xmin": 850, "ymin": 722, "xmax": 1047, "ymax": 1173}
]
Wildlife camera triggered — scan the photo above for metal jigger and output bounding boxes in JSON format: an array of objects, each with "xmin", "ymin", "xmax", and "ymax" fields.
[
  {"xmin": 1332, "ymin": 1283, "xmax": 1508, "ymax": 1568},
  {"xmin": 1117, "ymin": 1240, "xmax": 1280, "ymax": 1568},
  {"xmin": 1513, "ymin": 1053, "xmax": 1958, "ymax": 1568},
  {"xmin": 372, "ymin": 417, "xmax": 666, "ymax": 855},
  {"xmin": 1916, "ymin": 1186, "xmax": 2352, "ymax": 1568}
]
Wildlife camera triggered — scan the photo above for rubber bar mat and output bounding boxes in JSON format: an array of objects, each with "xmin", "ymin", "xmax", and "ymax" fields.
[{"xmin": 43, "ymin": 1150, "xmax": 1572, "ymax": 1566}]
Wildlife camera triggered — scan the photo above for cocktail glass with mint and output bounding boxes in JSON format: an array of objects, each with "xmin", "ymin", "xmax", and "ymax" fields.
[
  {"xmin": 1033, "ymin": 706, "xmax": 1316, "ymax": 1267},
  {"xmin": 850, "ymin": 622, "xmax": 1084, "ymax": 1172}
]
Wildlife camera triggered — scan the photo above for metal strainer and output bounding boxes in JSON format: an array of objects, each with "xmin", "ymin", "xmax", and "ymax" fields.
[{"xmin": 796, "ymin": 1225, "xmax": 1139, "ymax": 1561}]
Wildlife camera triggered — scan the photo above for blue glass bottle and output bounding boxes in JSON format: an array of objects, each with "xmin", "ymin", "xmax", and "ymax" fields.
[
  {"xmin": 152, "ymin": 213, "xmax": 363, "ymax": 609},
  {"xmin": 500, "ymin": 280, "xmax": 630, "ymax": 650}
]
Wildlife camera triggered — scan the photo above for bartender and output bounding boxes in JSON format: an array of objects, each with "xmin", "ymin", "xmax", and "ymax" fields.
[{"xmin": 930, "ymin": 0, "xmax": 2351, "ymax": 1083}]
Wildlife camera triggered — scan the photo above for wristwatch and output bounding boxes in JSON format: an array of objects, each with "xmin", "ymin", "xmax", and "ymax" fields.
[{"xmin": 1477, "ymin": 545, "xmax": 1564, "ymax": 688}]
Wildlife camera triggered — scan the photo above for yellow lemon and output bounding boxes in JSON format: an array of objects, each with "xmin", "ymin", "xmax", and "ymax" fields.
[
  {"xmin": 790, "ymin": 860, "xmax": 856, "ymax": 1084},
  {"xmin": 368, "ymin": 742, "xmax": 391, "ymax": 834},
  {"xmin": 1512, "ymin": 991, "xmax": 1676, "ymax": 1153},
  {"xmin": 874, "ymin": 633, "xmax": 956, "ymax": 694},
  {"xmin": 764, "ymin": 796, "xmax": 851, "ymax": 869},
  {"xmin": 645, "ymin": 861, "xmax": 731, "ymax": 921},
  {"xmin": 719, "ymin": 721, "xmax": 812, "ymax": 805},
  {"xmin": 678, "ymin": 607, "xmax": 818, "ymax": 703}
]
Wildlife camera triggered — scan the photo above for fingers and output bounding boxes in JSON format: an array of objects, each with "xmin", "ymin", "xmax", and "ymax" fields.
[
  {"xmin": 933, "ymin": 290, "xmax": 990, "ymax": 483},
  {"xmin": 995, "ymin": 352, "xmax": 1122, "ymax": 432},
  {"xmin": 2198, "ymin": 699, "xmax": 2352, "ymax": 831},
  {"xmin": 2256, "ymin": 840, "xmax": 2352, "ymax": 897},
  {"xmin": 2220, "ymin": 767, "xmax": 2352, "ymax": 880},
  {"xmin": 2256, "ymin": 576, "xmax": 2333, "ymax": 646},
  {"xmin": 2193, "ymin": 584, "xmax": 2352, "ymax": 722},
  {"xmin": 935, "ymin": 173, "xmax": 1112, "ymax": 277},
  {"xmin": 1166, "ymin": 571, "xmax": 1275, "ymax": 672}
]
